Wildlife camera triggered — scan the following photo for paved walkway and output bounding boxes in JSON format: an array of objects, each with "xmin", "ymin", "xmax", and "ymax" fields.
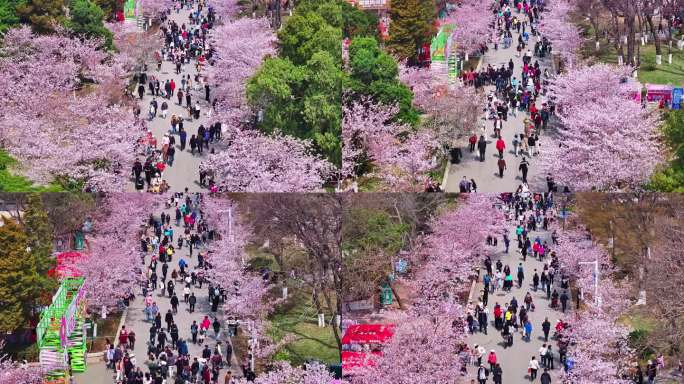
[
  {"xmin": 74, "ymin": 194, "xmax": 242, "ymax": 383},
  {"xmin": 467, "ymin": 204, "xmax": 568, "ymax": 383},
  {"xmin": 126, "ymin": 5, "xmax": 213, "ymax": 193},
  {"xmin": 444, "ymin": 33, "xmax": 551, "ymax": 192}
]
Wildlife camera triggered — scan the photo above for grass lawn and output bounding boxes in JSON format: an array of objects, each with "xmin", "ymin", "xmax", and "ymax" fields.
[
  {"xmin": 88, "ymin": 311, "xmax": 124, "ymax": 352},
  {"xmin": 580, "ymin": 29, "xmax": 684, "ymax": 85},
  {"xmin": 0, "ymin": 150, "xmax": 64, "ymax": 192},
  {"xmin": 243, "ymin": 248, "xmax": 340, "ymax": 367},
  {"xmin": 267, "ymin": 286, "xmax": 339, "ymax": 367}
]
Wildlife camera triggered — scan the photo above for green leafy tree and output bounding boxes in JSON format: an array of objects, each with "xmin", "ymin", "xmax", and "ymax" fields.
[
  {"xmin": 247, "ymin": 57, "xmax": 306, "ymax": 135},
  {"xmin": 0, "ymin": 0, "xmax": 25, "ymax": 33},
  {"xmin": 386, "ymin": 0, "xmax": 436, "ymax": 63},
  {"xmin": 64, "ymin": 0, "xmax": 113, "ymax": 49},
  {"xmin": 247, "ymin": 53, "xmax": 342, "ymax": 165},
  {"xmin": 648, "ymin": 109, "xmax": 684, "ymax": 192},
  {"xmin": 248, "ymin": 0, "xmax": 343, "ymax": 166},
  {"xmin": 0, "ymin": 219, "xmax": 34, "ymax": 333},
  {"xmin": 302, "ymin": 51, "xmax": 342, "ymax": 164},
  {"xmin": 24, "ymin": 194, "xmax": 57, "ymax": 299},
  {"xmin": 346, "ymin": 37, "xmax": 418, "ymax": 124},
  {"xmin": 92, "ymin": 0, "xmax": 120, "ymax": 20},
  {"xmin": 340, "ymin": 0, "xmax": 377, "ymax": 39},
  {"xmin": 277, "ymin": 12, "xmax": 342, "ymax": 66},
  {"xmin": 16, "ymin": 0, "xmax": 67, "ymax": 34}
]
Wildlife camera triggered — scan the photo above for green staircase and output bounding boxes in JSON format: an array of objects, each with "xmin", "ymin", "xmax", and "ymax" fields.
[{"xmin": 38, "ymin": 277, "xmax": 88, "ymax": 380}]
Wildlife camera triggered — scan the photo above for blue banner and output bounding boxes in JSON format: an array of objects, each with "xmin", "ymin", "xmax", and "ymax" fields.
[{"xmin": 672, "ymin": 87, "xmax": 683, "ymax": 110}]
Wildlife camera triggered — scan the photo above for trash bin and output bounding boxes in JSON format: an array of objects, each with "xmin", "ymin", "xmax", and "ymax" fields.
[
  {"xmin": 380, "ymin": 284, "xmax": 392, "ymax": 306},
  {"xmin": 73, "ymin": 231, "xmax": 84, "ymax": 250}
]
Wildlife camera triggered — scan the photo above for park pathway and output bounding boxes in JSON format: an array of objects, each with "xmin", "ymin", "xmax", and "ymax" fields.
[
  {"xmin": 75, "ymin": 194, "xmax": 242, "ymax": 383},
  {"xmin": 127, "ymin": 4, "xmax": 213, "ymax": 193},
  {"xmin": 444, "ymin": 24, "xmax": 551, "ymax": 193},
  {"xmin": 467, "ymin": 206, "xmax": 568, "ymax": 383}
]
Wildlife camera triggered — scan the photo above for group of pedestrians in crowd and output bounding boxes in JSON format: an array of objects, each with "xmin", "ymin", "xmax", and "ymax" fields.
[
  {"xmin": 450, "ymin": 0, "xmax": 560, "ymax": 193},
  {"xmin": 132, "ymin": 0, "xmax": 223, "ymax": 193},
  {"xmin": 101, "ymin": 191, "xmax": 254, "ymax": 384},
  {"xmin": 460, "ymin": 190, "xmax": 579, "ymax": 383}
]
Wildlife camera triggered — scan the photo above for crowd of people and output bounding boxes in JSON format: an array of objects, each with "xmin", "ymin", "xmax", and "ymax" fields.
[
  {"xmin": 449, "ymin": 0, "xmax": 557, "ymax": 193},
  {"xmin": 101, "ymin": 191, "xmax": 254, "ymax": 384},
  {"xmin": 458, "ymin": 191, "xmax": 579, "ymax": 383},
  {"xmin": 132, "ymin": 0, "xmax": 223, "ymax": 193}
]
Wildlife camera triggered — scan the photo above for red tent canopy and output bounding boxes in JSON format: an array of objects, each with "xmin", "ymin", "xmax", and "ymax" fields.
[
  {"xmin": 341, "ymin": 351, "xmax": 382, "ymax": 372},
  {"xmin": 47, "ymin": 252, "xmax": 84, "ymax": 278},
  {"xmin": 342, "ymin": 324, "xmax": 395, "ymax": 345}
]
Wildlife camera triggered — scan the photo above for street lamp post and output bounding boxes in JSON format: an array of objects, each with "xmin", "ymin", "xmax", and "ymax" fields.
[
  {"xmin": 578, "ymin": 260, "xmax": 600, "ymax": 306},
  {"xmin": 228, "ymin": 203, "xmax": 243, "ymax": 265}
]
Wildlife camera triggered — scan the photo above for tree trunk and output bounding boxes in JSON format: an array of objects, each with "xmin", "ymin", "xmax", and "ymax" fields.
[
  {"xmin": 646, "ymin": 15, "xmax": 662, "ymax": 58},
  {"xmin": 320, "ymin": 288, "xmax": 342, "ymax": 356},
  {"xmin": 611, "ymin": 13, "xmax": 625, "ymax": 64},
  {"xmin": 389, "ymin": 283, "xmax": 404, "ymax": 310},
  {"xmin": 627, "ymin": 14, "xmax": 636, "ymax": 66}
]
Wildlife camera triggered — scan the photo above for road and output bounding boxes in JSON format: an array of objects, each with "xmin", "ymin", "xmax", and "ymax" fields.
[
  {"xmin": 126, "ymin": 5, "xmax": 213, "ymax": 193},
  {"xmin": 444, "ymin": 31, "xmax": 551, "ymax": 193},
  {"xmin": 467, "ymin": 203, "xmax": 569, "ymax": 383},
  {"xmin": 74, "ymin": 194, "xmax": 242, "ymax": 383}
]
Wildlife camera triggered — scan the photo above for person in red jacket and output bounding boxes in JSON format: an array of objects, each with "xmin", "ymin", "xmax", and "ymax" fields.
[
  {"xmin": 118, "ymin": 326, "xmax": 128, "ymax": 348},
  {"xmin": 469, "ymin": 133, "xmax": 478, "ymax": 152},
  {"xmin": 487, "ymin": 350, "xmax": 498, "ymax": 372},
  {"xmin": 169, "ymin": 79, "xmax": 176, "ymax": 97},
  {"xmin": 493, "ymin": 303, "xmax": 503, "ymax": 329},
  {"xmin": 496, "ymin": 137, "xmax": 506, "ymax": 158},
  {"xmin": 497, "ymin": 158, "xmax": 507, "ymax": 178}
]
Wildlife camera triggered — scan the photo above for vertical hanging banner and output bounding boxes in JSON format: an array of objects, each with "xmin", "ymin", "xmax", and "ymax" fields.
[
  {"xmin": 124, "ymin": 0, "xmax": 137, "ymax": 20},
  {"xmin": 672, "ymin": 87, "xmax": 683, "ymax": 110}
]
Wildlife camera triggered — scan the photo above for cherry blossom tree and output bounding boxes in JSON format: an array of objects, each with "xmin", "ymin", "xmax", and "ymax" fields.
[
  {"xmin": 234, "ymin": 362, "xmax": 336, "ymax": 384},
  {"xmin": 547, "ymin": 64, "xmax": 634, "ymax": 112},
  {"xmin": 550, "ymin": 221, "xmax": 633, "ymax": 383},
  {"xmin": 342, "ymin": 99, "xmax": 402, "ymax": 178},
  {"xmin": 200, "ymin": 131, "xmax": 333, "ymax": 192},
  {"xmin": 342, "ymin": 98, "xmax": 439, "ymax": 191},
  {"xmin": 351, "ymin": 304, "xmax": 466, "ymax": 384},
  {"xmin": 540, "ymin": 64, "xmax": 663, "ymax": 191},
  {"xmin": 397, "ymin": 63, "xmax": 438, "ymax": 110},
  {"xmin": 72, "ymin": 193, "xmax": 163, "ymax": 312},
  {"xmin": 398, "ymin": 63, "xmax": 484, "ymax": 146},
  {"xmin": 202, "ymin": 196, "xmax": 295, "ymax": 361},
  {"xmin": 109, "ymin": 22, "xmax": 163, "ymax": 71},
  {"xmin": 208, "ymin": 0, "xmax": 241, "ymax": 20},
  {"xmin": 0, "ymin": 27, "xmax": 108, "ymax": 111},
  {"xmin": 140, "ymin": 0, "xmax": 174, "ymax": 19},
  {"xmin": 207, "ymin": 17, "xmax": 276, "ymax": 127},
  {"xmin": 539, "ymin": 0, "xmax": 583, "ymax": 67},
  {"xmin": 202, "ymin": 196, "xmax": 271, "ymax": 319},
  {"xmin": 0, "ymin": 356, "xmax": 43, "ymax": 384},
  {"xmin": 448, "ymin": 0, "xmax": 492, "ymax": 56},
  {"xmin": 352, "ymin": 195, "xmax": 503, "ymax": 383},
  {"xmin": 562, "ymin": 306, "xmax": 632, "ymax": 384},
  {"xmin": 382, "ymin": 130, "xmax": 438, "ymax": 191},
  {"xmin": 421, "ymin": 85, "xmax": 485, "ymax": 148},
  {"xmin": 0, "ymin": 27, "xmax": 142, "ymax": 191},
  {"xmin": 409, "ymin": 193, "xmax": 504, "ymax": 301}
]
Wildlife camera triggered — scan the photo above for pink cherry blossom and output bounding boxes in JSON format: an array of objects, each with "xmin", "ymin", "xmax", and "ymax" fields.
[
  {"xmin": 539, "ymin": 0, "xmax": 583, "ymax": 67},
  {"xmin": 448, "ymin": 1, "xmax": 493, "ymax": 55},
  {"xmin": 200, "ymin": 131, "xmax": 333, "ymax": 192},
  {"xmin": 72, "ymin": 193, "xmax": 164, "ymax": 310},
  {"xmin": 207, "ymin": 17, "xmax": 276, "ymax": 127},
  {"xmin": 539, "ymin": 64, "xmax": 663, "ymax": 191}
]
